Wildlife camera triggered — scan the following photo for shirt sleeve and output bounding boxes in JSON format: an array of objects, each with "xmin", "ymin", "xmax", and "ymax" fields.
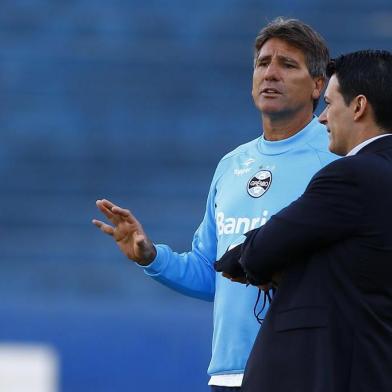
[{"xmin": 138, "ymin": 165, "xmax": 222, "ymax": 302}]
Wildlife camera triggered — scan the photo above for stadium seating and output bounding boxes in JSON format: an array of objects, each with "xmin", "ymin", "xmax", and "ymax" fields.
[{"xmin": 1, "ymin": 0, "xmax": 391, "ymax": 390}]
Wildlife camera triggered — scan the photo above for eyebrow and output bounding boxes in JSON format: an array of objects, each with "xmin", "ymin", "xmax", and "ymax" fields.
[{"xmin": 257, "ymin": 54, "xmax": 300, "ymax": 64}]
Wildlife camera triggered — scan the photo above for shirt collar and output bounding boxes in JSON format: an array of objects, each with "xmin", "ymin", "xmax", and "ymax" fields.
[
  {"xmin": 258, "ymin": 116, "xmax": 322, "ymax": 156},
  {"xmin": 346, "ymin": 134, "xmax": 392, "ymax": 156}
]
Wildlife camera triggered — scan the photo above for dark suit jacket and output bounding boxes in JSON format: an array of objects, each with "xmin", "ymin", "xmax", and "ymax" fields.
[{"xmin": 240, "ymin": 135, "xmax": 392, "ymax": 392}]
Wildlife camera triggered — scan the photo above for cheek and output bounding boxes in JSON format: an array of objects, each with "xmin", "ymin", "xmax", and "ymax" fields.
[
  {"xmin": 251, "ymin": 73, "xmax": 259, "ymax": 94},
  {"xmin": 328, "ymin": 107, "xmax": 339, "ymax": 124},
  {"xmin": 252, "ymin": 69, "xmax": 262, "ymax": 82},
  {"xmin": 287, "ymin": 79, "xmax": 314, "ymax": 102}
]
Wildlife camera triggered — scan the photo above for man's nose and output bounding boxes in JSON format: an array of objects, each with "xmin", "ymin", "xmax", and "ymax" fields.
[
  {"xmin": 264, "ymin": 62, "xmax": 280, "ymax": 80},
  {"xmin": 318, "ymin": 108, "xmax": 327, "ymax": 125}
]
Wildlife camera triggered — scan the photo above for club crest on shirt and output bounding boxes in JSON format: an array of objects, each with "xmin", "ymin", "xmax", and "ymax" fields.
[{"xmin": 247, "ymin": 170, "xmax": 272, "ymax": 198}]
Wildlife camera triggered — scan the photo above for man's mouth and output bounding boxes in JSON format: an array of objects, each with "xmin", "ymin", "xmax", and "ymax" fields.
[{"xmin": 261, "ymin": 88, "xmax": 282, "ymax": 96}]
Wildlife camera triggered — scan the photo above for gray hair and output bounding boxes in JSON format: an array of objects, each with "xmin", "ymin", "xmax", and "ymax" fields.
[{"xmin": 254, "ymin": 17, "xmax": 329, "ymax": 79}]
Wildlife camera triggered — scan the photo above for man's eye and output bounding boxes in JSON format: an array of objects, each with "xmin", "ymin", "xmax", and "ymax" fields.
[{"xmin": 284, "ymin": 63, "xmax": 296, "ymax": 68}]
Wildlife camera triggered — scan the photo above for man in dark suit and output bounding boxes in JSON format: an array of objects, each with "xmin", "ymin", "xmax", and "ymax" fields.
[{"xmin": 215, "ymin": 50, "xmax": 392, "ymax": 392}]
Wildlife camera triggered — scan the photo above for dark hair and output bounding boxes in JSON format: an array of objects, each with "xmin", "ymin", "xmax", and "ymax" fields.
[
  {"xmin": 327, "ymin": 50, "xmax": 392, "ymax": 131},
  {"xmin": 254, "ymin": 17, "xmax": 329, "ymax": 110}
]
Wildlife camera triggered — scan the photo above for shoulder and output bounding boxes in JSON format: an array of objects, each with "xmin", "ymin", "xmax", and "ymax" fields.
[
  {"xmin": 219, "ymin": 137, "xmax": 260, "ymax": 162},
  {"xmin": 212, "ymin": 138, "xmax": 260, "ymax": 180},
  {"xmin": 304, "ymin": 121, "xmax": 339, "ymax": 166},
  {"xmin": 313, "ymin": 155, "xmax": 368, "ymax": 185},
  {"xmin": 304, "ymin": 154, "xmax": 381, "ymax": 210},
  {"xmin": 299, "ymin": 157, "xmax": 365, "ymax": 204}
]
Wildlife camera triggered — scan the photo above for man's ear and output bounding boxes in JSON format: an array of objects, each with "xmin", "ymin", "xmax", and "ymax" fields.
[
  {"xmin": 312, "ymin": 77, "xmax": 325, "ymax": 100},
  {"xmin": 353, "ymin": 95, "xmax": 367, "ymax": 121}
]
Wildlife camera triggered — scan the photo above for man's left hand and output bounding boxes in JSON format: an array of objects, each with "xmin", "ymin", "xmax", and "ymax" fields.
[{"xmin": 214, "ymin": 244, "xmax": 247, "ymax": 283}]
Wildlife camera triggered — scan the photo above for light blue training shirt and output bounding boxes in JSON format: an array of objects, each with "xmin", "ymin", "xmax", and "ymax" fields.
[{"xmin": 142, "ymin": 117, "xmax": 337, "ymax": 376}]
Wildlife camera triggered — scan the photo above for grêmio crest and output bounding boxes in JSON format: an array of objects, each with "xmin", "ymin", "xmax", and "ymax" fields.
[{"xmin": 247, "ymin": 170, "xmax": 272, "ymax": 198}]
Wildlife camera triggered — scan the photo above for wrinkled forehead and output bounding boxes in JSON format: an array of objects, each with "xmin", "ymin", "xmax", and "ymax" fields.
[{"xmin": 257, "ymin": 37, "xmax": 306, "ymax": 63}]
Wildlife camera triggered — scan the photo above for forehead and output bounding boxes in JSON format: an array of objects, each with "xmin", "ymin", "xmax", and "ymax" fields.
[
  {"xmin": 258, "ymin": 37, "xmax": 306, "ymax": 62},
  {"xmin": 325, "ymin": 75, "xmax": 341, "ymax": 97}
]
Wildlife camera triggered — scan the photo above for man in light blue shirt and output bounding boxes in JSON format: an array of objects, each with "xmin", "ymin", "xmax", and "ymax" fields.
[{"xmin": 93, "ymin": 17, "xmax": 337, "ymax": 391}]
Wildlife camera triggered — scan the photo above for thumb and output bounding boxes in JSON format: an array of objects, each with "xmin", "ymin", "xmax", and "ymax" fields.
[
  {"xmin": 134, "ymin": 232, "xmax": 154, "ymax": 254},
  {"xmin": 133, "ymin": 232, "xmax": 156, "ymax": 264},
  {"xmin": 134, "ymin": 232, "xmax": 147, "ymax": 247}
]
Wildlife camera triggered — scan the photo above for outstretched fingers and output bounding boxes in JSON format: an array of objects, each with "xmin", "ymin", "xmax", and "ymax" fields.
[
  {"xmin": 92, "ymin": 219, "xmax": 115, "ymax": 236},
  {"xmin": 96, "ymin": 198, "xmax": 135, "ymax": 226},
  {"xmin": 94, "ymin": 198, "xmax": 142, "ymax": 238},
  {"xmin": 111, "ymin": 206, "xmax": 139, "ymax": 225},
  {"xmin": 96, "ymin": 199, "xmax": 116, "ymax": 221}
]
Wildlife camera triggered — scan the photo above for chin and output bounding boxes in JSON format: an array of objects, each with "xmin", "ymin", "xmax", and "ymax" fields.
[
  {"xmin": 254, "ymin": 97, "xmax": 280, "ymax": 111},
  {"xmin": 259, "ymin": 104, "xmax": 284, "ymax": 115},
  {"xmin": 329, "ymin": 142, "xmax": 345, "ymax": 156},
  {"xmin": 328, "ymin": 139, "xmax": 337, "ymax": 154}
]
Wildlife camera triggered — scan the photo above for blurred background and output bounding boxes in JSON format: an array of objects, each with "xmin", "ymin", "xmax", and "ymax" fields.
[{"xmin": 1, "ymin": 0, "xmax": 392, "ymax": 390}]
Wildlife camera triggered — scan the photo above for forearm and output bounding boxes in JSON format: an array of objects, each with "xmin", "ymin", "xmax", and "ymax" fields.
[
  {"xmin": 141, "ymin": 244, "xmax": 216, "ymax": 301},
  {"xmin": 240, "ymin": 217, "xmax": 308, "ymax": 284}
]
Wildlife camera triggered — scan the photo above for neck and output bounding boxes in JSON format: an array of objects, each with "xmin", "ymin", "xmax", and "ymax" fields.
[
  {"xmin": 261, "ymin": 111, "xmax": 314, "ymax": 141},
  {"xmin": 348, "ymin": 123, "xmax": 387, "ymax": 152}
]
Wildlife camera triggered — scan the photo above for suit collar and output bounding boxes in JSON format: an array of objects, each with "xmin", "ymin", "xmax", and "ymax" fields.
[{"xmin": 356, "ymin": 134, "xmax": 392, "ymax": 155}]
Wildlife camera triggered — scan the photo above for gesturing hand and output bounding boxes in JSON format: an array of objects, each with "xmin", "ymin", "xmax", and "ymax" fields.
[{"xmin": 92, "ymin": 199, "xmax": 156, "ymax": 266}]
